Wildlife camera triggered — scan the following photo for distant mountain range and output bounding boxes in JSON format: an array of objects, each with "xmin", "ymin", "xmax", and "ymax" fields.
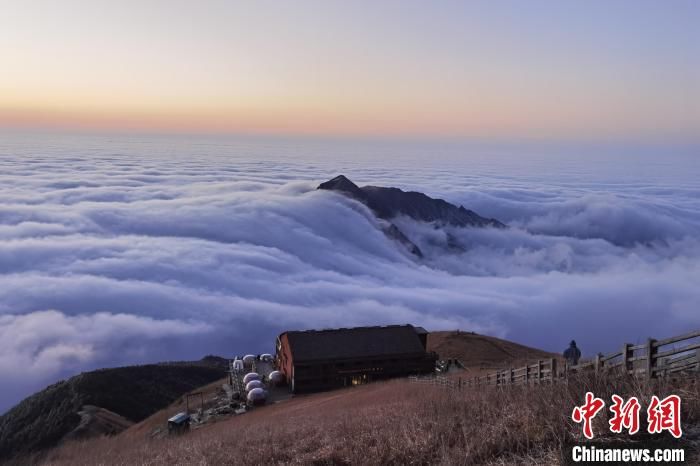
[{"xmin": 318, "ymin": 175, "xmax": 505, "ymax": 257}]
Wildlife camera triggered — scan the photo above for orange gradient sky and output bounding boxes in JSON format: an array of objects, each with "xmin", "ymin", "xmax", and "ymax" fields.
[{"xmin": 1, "ymin": 0, "xmax": 698, "ymax": 141}]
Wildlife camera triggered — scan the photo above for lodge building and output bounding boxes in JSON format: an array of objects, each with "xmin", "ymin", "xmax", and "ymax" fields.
[{"xmin": 275, "ymin": 324, "xmax": 437, "ymax": 392}]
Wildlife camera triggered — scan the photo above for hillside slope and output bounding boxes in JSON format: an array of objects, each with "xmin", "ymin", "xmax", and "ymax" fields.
[
  {"xmin": 0, "ymin": 357, "xmax": 227, "ymax": 462},
  {"xmin": 123, "ymin": 331, "xmax": 557, "ymax": 439},
  {"xmin": 427, "ymin": 330, "xmax": 559, "ymax": 375},
  {"xmin": 44, "ymin": 376, "xmax": 700, "ymax": 465},
  {"xmin": 63, "ymin": 406, "xmax": 134, "ymax": 442},
  {"xmin": 7, "ymin": 331, "xmax": 559, "ymax": 464},
  {"xmin": 31, "ymin": 331, "xmax": 700, "ymax": 465}
]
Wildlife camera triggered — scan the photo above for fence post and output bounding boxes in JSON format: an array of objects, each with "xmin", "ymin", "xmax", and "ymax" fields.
[
  {"xmin": 622, "ymin": 343, "xmax": 630, "ymax": 375},
  {"xmin": 510, "ymin": 368, "xmax": 514, "ymax": 385},
  {"xmin": 646, "ymin": 338, "xmax": 656, "ymax": 380},
  {"xmin": 550, "ymin": 358, "xmax": 557, "ymax": 383},
  {"xmin": 537, "ymin": 360, "xmax": 542, "ymax": 384},
  {"xmin": 595, "ymin": 353, "xmax": 601, "ymax": 375}
]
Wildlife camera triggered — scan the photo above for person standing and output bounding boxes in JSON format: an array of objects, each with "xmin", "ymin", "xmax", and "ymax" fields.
[{"xmin": 564, "ymin": 340, "xmax": 581, "ymax": 366}]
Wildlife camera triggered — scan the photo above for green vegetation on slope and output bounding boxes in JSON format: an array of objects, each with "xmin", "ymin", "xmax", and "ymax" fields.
[{"xmin": 0, "ymin": 357, "xmax": 226, "ymax": 461}]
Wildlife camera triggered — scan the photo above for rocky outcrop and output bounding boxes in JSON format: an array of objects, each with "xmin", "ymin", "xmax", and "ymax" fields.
[{"xmin": 318, "ymin": 175, "xmax": 505, "ymax": 256}]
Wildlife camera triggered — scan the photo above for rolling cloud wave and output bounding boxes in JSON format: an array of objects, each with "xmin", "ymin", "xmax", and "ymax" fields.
[{"xmin": 0, "ymin": 135, "xmax": 698, "ymax": 411}]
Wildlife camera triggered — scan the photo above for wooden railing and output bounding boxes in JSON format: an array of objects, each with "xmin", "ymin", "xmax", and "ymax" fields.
[
  {"xmin": 566, "ymin": 330, "xmax": 700, "ymax": 381},
  {"xmin": 409, "ymin": 374, "xmax": 465, "ymax": 390},
  {"xmin": 410, "ymin": 329, "xmax": 700, "ymax": 388}
]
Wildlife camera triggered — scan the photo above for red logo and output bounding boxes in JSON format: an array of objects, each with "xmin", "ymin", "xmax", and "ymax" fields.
[
  {"xmin": 647, "ymin": 395, "xmax": 682, "ymax": 438},
  {"xmin": 573, "ymin": 393, "xmax": 682, "ymax": 439},
  {"xmin": 572, "ymin": 391, "xmax": 606, "ymax": 439},
  {"xmin": 609, "ymin": 395, "xmax": 641, "ymax": 434}
]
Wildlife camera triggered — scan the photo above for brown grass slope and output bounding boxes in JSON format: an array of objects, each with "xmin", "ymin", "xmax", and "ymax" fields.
[
  {"xmin": 41, "ymin": 332, "xmax": 700, "ymax": 465},
  {"xmin": 62, "ymin": 406, "xmax": 134, "ymax": 442},
  {"xmin": 428, "ymin": 330, "xmax": 559, "ymax": 376},
  {"xmin": 43, "ymin": 374, "xmax": 699, "ymax": 465},
  {"xmin": 124, "ymin": 331, "xmax": 558, "ymax": 441},
  {"xmin": 124, "ymin": 377, "xmax": 229, "ymax": 439}
]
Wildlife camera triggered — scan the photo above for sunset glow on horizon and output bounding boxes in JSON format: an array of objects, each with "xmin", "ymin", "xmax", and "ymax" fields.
[{"xmin": 1, "ymin": 0, "xmax": 698, "ymax": 141}]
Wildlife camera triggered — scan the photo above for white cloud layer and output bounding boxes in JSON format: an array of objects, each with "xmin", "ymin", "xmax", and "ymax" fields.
[{"xmin": 0, "ymin": 134, "xmax": 698, "ymax": 411}]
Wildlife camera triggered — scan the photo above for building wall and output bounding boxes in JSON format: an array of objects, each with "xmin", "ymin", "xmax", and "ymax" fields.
[
  {"xmin": 416, "ymin": 332, "xmax": 428, "ymax": 350},
  {"xmin": 276, "ymin": 334, "xmax": 295, "ymax": 388},
  {"xmin": 289, "ymin": 352, "xmax": 436, "ymax": 393},
  {"xmin": 276, "ymin": 329, "xmax": 438, "ymax": 393}
]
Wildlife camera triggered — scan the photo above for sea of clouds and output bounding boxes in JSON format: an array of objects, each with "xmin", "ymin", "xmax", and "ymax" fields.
[{"xmin": 0, "ymin": 133, "xmax": 698, "ymax": 412}]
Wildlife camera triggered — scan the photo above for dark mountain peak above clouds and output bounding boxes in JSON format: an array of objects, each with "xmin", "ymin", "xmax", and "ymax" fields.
[
  {"xmin": 317, "ymin": 175, "xmax": 505, "ymax": 257},
  {"xmin": 318, "ymin": 175, "xmax": 366, "ymax": 199},
  {"xmin": 318, "ymin": 175, "xmax": 505, "ymax": 229}
]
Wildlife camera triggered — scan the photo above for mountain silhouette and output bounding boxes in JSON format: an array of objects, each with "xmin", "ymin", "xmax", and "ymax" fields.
[{"xmin": 318, "ymin": 175, "xmax": 505, "ymax": 256}]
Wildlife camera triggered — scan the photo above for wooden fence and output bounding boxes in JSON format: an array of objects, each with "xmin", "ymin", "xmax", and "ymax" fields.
[{"xmin": 410, "ymin": 329, "xmax": 700, "ymax": 389}]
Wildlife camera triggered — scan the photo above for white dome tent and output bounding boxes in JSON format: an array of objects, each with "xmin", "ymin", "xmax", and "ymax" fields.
[
  {"xmin": 245, "ymin": 380, "xmax": 263, "ymax": 391},
  {"xmin": 247, "ymin": 387, "xmax": 267, "ymax": 405},
  {"xmin": 243, "ymin": 372, "xmax": 260, "ymax": 384},
  {"xmin": 268, "ymin": 370, "xmax": 285, "ymax": 386}
]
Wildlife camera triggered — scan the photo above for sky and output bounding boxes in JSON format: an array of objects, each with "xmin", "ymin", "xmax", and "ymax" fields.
[
  {"xmin": 0, "ymin": 1, "xmax": 699, "ymax": 413},
  {"xmin": 1, "ymin": 0, "xmax": 698, "ymax": 141}
]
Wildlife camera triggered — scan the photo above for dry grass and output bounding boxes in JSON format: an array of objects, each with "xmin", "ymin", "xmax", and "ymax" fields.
[
  {"xmin": 427, "ymin": 331, "xmax": 559, "ymax": 378},
  {"xmin": 123, "ymin": 378, "xmax": 229, "ymax": 439},
  {"xmin": 39, "ymin": 374, "xmax": 699, "ymax": 466}
]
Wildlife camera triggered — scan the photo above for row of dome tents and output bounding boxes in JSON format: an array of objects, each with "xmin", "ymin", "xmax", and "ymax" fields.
[
  {"xmin": 241, "ymin": 370, "xmax": 285, "ymax": 405},
  {"xmin": 233, "ymin": 353, "xmax": 275, "ymax": 371},
  {"xmin": 231, "ymin": 353, "xmax": 285, "ymax": 406}
]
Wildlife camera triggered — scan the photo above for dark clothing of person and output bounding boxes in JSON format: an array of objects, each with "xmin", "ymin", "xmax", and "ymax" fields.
[{"xmin": 564, "ymin": 345, "xmax": 581, "ymax": 366}]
